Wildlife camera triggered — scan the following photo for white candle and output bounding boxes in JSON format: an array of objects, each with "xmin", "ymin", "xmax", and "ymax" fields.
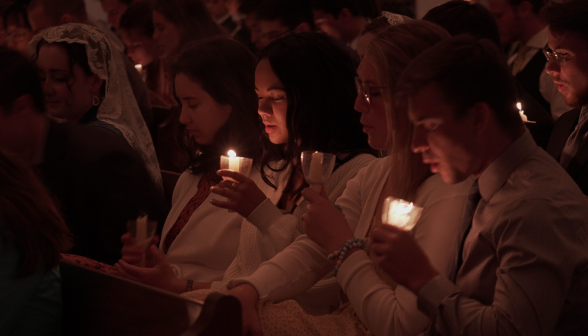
[
  {"xmin": 517, "ymin": 102, "xmax": 528, "ymax": 122},
  {"xmin": 227, "ymin": 150, "xmax": 240, "ymax": 172},
  {"xmin": 309, "ymin": 151, "xmax": 324, "ymax": 183},
  {"xmin": 136, "ymin": 215, "xmax": 148, "ymax": 242},
  {"xmin": 382, "ymin": 198, "xmax": 422, "ymax": 230}
]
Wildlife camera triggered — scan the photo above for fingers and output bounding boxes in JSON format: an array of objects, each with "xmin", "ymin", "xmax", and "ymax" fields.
[
  {"xmin": 148, "ymin": 245, "xmax": 167, "ymax": 266},
  {"xmin": 301, "ymin": 187, "xmax": 327, "ymax": 204},
  {"xmin": 216, "ymin": 170, "xmax": 249, "ymax": 183},
  {"xmin": 115, "ymin": 260, "xmax": 144, "ymax": 281}
]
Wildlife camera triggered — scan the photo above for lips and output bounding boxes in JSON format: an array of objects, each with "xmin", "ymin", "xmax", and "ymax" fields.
[{"xmin": 46, "ymin": 101, "xmax": 60, "ymax": 108}]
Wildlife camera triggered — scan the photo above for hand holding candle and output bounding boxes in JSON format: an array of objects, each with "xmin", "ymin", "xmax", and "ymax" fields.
[
  {"xmin": 301, "ymin": 151, "xmax": 336, "ymax": 192},
  {"xmin": 517, "ymin": 102, "xmax": 535, "ymax": 124},
  {"xmin": 220, "ymin": 150, "xmax": 253, "ymax": 181},
  {"xmin": 126, "ymin": 215, "xmax": 157, "ymax": 267},
  {"xmin": 381, "ymin": 197, "xmax": 423, "ymax": 230}
]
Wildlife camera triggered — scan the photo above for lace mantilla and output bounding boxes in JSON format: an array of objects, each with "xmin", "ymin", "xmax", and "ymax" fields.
[{"xmin": 29, "ymin": 24, "xmax": 162, "ymax": 189}]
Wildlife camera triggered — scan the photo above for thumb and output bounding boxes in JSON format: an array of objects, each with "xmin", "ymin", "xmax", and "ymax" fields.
[
  {"xmin": 301, "ymin": 187, "xmax": 323, "ymax": 204},
  {"xmin": 319, "ymin": 186, "xmax": 328, "ymax": 199},
  {"xmin": 148, "ymin": 245, "xmax": 167, "ymax": 265}
]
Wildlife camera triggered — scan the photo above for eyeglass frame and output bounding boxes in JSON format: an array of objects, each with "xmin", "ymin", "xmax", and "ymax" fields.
[
  {"xmin": 355, "ymin": 77, "xmax": 387, "ymax": 105},
  {"xmin": 543, "ymin": 47, "xmax": 570, "ymax": 65}
]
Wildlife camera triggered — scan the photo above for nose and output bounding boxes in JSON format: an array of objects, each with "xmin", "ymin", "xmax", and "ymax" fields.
[
  {"xmin": 354, "ymin": 92, "xmax": 368, "ymax": 114},
  {"xmin": 545, "ymin": 58, "xmax": 560, "ymax": 76},
  {"xmin": 178, "ymin": 105, "xmax": 191, "ymax": 125},
  {"xmin": 411, "ymin": 125, "xmax": 428, "ymax": 154},
  {"xmin": 42, "ymin": 78, "xmax": 54, "ymax": 96},
  {"xmin": 152, "ymin": 29, "xmax": 160, "ymax": 42},
  {"xmin": 258, "ymin": 97, "xmax": 273, "ymax": 117}
]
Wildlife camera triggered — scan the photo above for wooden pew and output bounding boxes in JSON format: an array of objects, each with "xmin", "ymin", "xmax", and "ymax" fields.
[{"xmin": 60, "ymin": 260, "xmax": 241, "ymax": 336}]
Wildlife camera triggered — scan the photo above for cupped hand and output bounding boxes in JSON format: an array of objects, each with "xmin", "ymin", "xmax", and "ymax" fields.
[
  {"xmin": 301, "ymin": 188, "xmax": 354, "ymax": 254},
  {"xmin": 370, "ymin": 224, "xmax": 438, "ymax": 294},
  {"xmin": 120, "ymin": 233, "xmax": 160, "ymax": 267},
  {"xmin": 115, "ymin": 245, "xmax": 186, "ymax": 294},
  {"xmin": 210, "ymin": 170, "xmax": 267, "ymax": 218},
  {"xmin": 227, "ymin": 284, "xmax": 262, "ymax": 336}
]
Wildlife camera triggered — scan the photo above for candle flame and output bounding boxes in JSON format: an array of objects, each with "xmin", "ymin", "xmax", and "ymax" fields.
[
  {"xmin": 516, "ymin": 102, "xmax": 522, "ymax": 111},
  {"xmin": 135, "ymin": 64, "xmax": 143, "ymax": 71},
  {"xmin": 227, "ymin": 150, "xmax": 236, "ymax": 157}
]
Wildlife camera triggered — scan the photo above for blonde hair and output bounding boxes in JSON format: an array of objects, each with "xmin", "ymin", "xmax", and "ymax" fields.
[{"xmin": 366, "ymin": 21, "xmax": 450, "ymax": 201}]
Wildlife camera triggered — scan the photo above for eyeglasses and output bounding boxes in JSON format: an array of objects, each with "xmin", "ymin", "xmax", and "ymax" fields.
[
  {"xmin": 2, "ymin": 27, "xmax": 30, "ymax": 43},
  {"xmin": 543, "ymin": 47, "xmax": 570, "ymax": 65},
  {"xmin": 355, "ymin": 77, "xmax": 387, "ymax": 105}
]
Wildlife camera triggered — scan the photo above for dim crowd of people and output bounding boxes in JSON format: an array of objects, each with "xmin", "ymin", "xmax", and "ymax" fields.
[{"xmin": 0, "ymin": 0, "xmax": 588, "ymax": 335}]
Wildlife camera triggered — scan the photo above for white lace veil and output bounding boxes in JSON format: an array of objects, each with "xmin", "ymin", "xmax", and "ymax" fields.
[{"xmin": 29, "ymin": 24, "xmax": 163, "ymax": 190}]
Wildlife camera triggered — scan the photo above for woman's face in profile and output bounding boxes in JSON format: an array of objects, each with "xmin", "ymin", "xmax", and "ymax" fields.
[
  {"xmin": 255, "ymin": 58, "xmax": 289, "ymax": 145},
  {"xmin": 354, "ymin": 55, "xmax": 388, "ymax": 150},
  {"xmin": 152, "ymin": 11, "xmax": 185, "ymax": 60},
  {"xmin": 36, "ymin": 44, "xmax": 102, "ymax": 124},
  {"xmin": 175, "ymin": 73, "xmax": 231, "ymax": 145}
]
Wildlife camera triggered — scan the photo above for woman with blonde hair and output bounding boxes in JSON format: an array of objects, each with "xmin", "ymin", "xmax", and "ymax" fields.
[{"xmin": 219, "ymin": 19, "xmax": 474, "ymax": 336}]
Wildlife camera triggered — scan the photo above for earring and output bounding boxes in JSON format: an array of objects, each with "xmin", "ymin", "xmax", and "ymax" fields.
[{"xmin": 92, "ymin": 95, "xmax": 100, "ymax": 106}]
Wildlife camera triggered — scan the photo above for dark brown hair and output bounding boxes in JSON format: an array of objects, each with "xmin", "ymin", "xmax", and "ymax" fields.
[
  {"xmin": 171, "ymin": 37, "xmax": 261, "ymax": 175},
  {"xmin": 28, "ymin": 0, "xmax": 88, "ymax": 25},
  {"xmin": 542, "ymin": 0, "xmax": 588, "ymax": 44},
  {"xmin": 396, "ymin": 35, "xmax": 523, "ymax": 139},
  {"xmin": 0, "ymin": 150, "xmax": 72, "ymax": 277}
]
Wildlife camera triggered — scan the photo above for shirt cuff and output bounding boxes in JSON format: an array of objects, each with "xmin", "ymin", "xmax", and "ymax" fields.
[
  {"xmin": 246, "ymin": 198, "xmax": 284, "ymax": 233},
  {"xmin": 417, "ymin": 274, "xmax": 460, "ymax": 317}
]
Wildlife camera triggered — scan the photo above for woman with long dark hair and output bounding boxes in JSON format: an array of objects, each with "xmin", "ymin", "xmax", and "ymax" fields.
[
  {"xmin": 207, "ymin": 32, "xmax": 376, "ymax": 314},
  {"xmin": 116, "ymin": 37, "xmax": 263, "ymax": 294}
]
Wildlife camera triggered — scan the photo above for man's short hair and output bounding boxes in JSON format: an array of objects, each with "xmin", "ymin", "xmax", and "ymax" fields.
[
  {"xmin": 396, "ymin": 36, "xmax": 522, "ymax": 135},
  {"xmin": 542, "ymin": 0, "xmax": 588, "ymax": 44},
  {"xmin": 0, "ymin": 47, "xmax": 44, "ymax": 113},
  {"xmin": 507, "ymin": 0, "xmax": 545, "ymax": 14},
  {"xmin": 310, "ymin": 0, "xmax": 379, "ymax": 19},
  {"xmin": 256, "ymin": 0, "xmax": 315, "ymax": 30},
  {"xmin": 423, "ymin": 0, "xmax": 501, "ymax": 48},
  {"xmin": 28, "ymin": 0, "xmax": 87, "ymax": 23},
  {"xmin": 119, "ymin": 1, "xmax": 154, "ymax": 38}
]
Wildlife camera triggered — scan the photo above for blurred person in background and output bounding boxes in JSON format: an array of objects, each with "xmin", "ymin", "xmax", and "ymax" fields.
[{"xmin": 2, "ymin": 0, "xmax": 34, "ymax": 57}]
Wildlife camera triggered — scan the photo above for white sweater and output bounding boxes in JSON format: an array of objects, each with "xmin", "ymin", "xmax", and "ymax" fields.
[
  {"xmin": 229, "ymin": 158, "xmax": 473, "ymax": 336},
  {"xmin": 160, "ymin": 168, "xmax": 259, "ymax": 283},
  {"xmin": 216, "ymin": 153, "xmax": 376, "ymax": 314}
]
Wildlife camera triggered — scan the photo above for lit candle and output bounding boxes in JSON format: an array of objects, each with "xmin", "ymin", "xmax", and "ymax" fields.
[
  {"xmin": 517, "ymin": 102, "xmax": 528, "ymax": 122},
  {"xmin": 134, "ymin": 64, "xmax": 143, "ymax": 74},
  {"xmin": 136, "ymin": 215, "xmax": 148, "ymax": 242},
  {"xmin": 227, "ymin": 150, "xmax": 240, "ymax": 172},
  {"xmin": 309, "ymin": 151, "xmax": 324, "ymax": 183},
  {"xmin": 382, "ymin": 198, "xmax": 422, "ymax": 230}
]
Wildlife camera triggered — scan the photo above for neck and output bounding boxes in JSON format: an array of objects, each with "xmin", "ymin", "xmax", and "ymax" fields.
[
  {"xmin": 519, "ymin": 16, "xmax": 547, "ymax": 45},
  {"xmin": 474, "ymin": 127, "xmax": 524, "ymax": 178}
]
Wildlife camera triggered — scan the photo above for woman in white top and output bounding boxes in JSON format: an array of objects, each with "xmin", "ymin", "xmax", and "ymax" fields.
[
  {"xmin": 202, "ymin": 32, "xmax": 376, "ymax": 314},
  {"xmin": 220, "ymin": 20, "xmax": 473, "ymax": 336},
  {"xmin": 115, "ymin": 37, "xmax": 263, "ymax": 293}
]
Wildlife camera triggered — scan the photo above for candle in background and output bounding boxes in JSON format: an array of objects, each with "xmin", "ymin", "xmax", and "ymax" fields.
[
  {"xmin": 227, "ymin": 150, "xmax": 240, "ymax": 172},
  {"xmin": 517, "ymin": 102, "xmax": 528, "ymax": 122},
  {"xmin": 309, "ymin": 151, "xmax": 324, "ymax": 183},
  {"xmin": 134, "ymin": 64, "xmax": 143, "ymax": 75}
]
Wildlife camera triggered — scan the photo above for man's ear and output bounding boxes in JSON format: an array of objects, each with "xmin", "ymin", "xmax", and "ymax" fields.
[
  {"xmin": 469, "ymin": 102, "xmax": 492, "ymax": 135},
  {"xmin": 294, "ymin": 22, "xmax": 312, "ymax": 33}
]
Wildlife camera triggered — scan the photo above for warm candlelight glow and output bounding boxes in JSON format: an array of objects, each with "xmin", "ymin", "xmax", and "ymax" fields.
[
  {"xmin": 517, "ymin": 102, "xmax": 522, "ymax": 111},
  {"xmin": 227, "ymin": 150, "xmax": 236, "ymax": 157},
  {"xmin": 382, "ymin": 198, "xmax": 423, "ymax": 230}
]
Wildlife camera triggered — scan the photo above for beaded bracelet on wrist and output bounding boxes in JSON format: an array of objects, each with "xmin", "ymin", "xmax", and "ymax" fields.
[{"xmin": 327, "ymin": 238, "xmax": 366, "ymax": 277}]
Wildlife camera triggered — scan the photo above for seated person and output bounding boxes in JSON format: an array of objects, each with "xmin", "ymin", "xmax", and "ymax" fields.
[
  {"xmin": 219, "ymin": 21, "xmax": 471, "ymax": 336},
  {"xmin": 0, "ymin": 46, "xmax": 167, "ymax": 265},
  {"xmin": 0, "ymin": 149, "xmax": 72, "ymax": 336},
  {"xmin": 115, "ymin": 37, "xmax": 263, "ymax": 291},
  {"xmin": 30, "ymin": 23, "xmax": 162, "ymax": 190},
  {"xmin": 2, "ymin": 1, "xmax": 34, "ymax": 57}
]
